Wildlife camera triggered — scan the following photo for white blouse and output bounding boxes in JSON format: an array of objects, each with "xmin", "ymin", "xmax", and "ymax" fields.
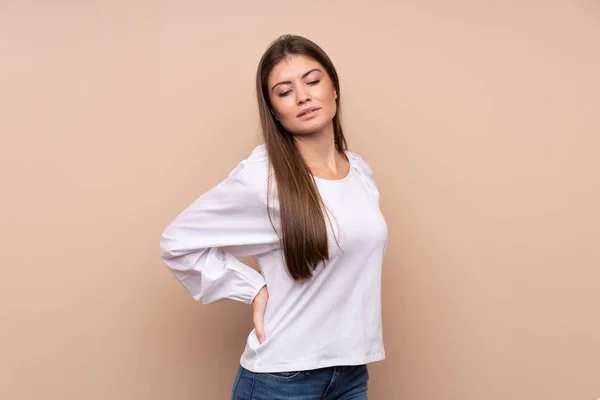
[{"xmin": 160, "ymin": 144, "xmax": 388, "ymax": 373}]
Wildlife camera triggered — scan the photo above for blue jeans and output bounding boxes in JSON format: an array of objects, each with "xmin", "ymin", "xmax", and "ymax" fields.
[{"xmin": 231, "ymin": 364, "xmax": 369, "ymax": 400}]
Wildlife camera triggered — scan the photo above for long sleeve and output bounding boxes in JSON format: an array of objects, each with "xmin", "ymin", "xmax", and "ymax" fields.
[{"xmin": 159, "ymin": 159, "xmax": 280, "ymax": 305}]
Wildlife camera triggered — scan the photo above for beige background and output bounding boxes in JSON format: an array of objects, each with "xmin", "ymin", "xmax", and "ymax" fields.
[{"xmin": 1, "ymin": 1, "xmax": 599, "ymax": 399}]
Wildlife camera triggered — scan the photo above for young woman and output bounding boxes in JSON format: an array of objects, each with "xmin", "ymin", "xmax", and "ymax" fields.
[{"xmin": 160, "ymin": 34, "xmax": 388, "ymax": 400}]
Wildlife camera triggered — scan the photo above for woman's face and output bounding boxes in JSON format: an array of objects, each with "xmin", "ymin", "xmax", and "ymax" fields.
[{"xmin": 267, "ymin": 54, "xmax": 337, "ymax": 136}]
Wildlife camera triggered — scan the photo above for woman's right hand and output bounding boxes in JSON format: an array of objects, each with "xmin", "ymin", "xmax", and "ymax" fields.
[{"xmin": 252, "ymin": 285, "xmax": 269, "ymax": 344}]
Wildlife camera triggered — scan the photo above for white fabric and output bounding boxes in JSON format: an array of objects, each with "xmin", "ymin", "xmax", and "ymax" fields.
[{"xmin": 160, "ymin": 144, "xmax": 388, "ymax": 373}]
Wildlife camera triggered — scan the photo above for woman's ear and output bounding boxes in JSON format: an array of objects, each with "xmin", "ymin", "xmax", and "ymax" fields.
[
  {"xmin": 270, "ymin": 109, "xmax": 279, "ymax": 121},
  {"xmin": 334, "ymin": 90, "xmax": 338, "ymax": 100}
]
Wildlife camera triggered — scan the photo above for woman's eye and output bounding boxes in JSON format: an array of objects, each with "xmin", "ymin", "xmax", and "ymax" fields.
[
  {"xmin": 308, "ymin": 80, "xmax": 320, "ymax": 85},
  {"xmin": 278, "ymin": 90, "xmax": 292, "ymax": 97}
]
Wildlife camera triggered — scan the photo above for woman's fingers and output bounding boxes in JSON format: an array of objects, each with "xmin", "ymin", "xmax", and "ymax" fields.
[
  {"xmin": 252, "ymin": 286, "xmax": 268, "ymax": 344},
  {"xmin": 254, "ymin": 317, "xmax": 266, "ymax": 344}
]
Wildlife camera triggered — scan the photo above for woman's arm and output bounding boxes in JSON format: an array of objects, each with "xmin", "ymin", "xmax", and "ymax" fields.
[{"xmin": 159, "ymin": 160, "xmax": 279, "ymax": 305}]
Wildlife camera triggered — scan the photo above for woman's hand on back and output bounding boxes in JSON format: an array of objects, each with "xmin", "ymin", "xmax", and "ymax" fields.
[{"xmin": 252, "ymin": 285, "xmax": 269, "ymax": 344}]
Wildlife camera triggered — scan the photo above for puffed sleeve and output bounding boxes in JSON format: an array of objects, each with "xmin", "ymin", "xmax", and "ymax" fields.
[
  {"xmin": 346, "ymin": 151, "xmax": 380, "ymax": 200},
  {"xmin": 159, "ymin": 158, "xmax": 279, "ymax": 305}
]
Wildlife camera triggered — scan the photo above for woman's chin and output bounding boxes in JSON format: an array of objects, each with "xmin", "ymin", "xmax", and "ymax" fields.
[{"xmin": 289, "ymin": 119, "xmax": 334, "ymax": 136}]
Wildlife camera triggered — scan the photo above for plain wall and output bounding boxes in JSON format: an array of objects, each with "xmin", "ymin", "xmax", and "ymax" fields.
[{"xmin": 1, "ymin": 1, "xmax": 599, "ymax": 399}]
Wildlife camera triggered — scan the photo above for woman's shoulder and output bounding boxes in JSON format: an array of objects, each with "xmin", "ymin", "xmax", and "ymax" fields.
[
  {"xmin": 238, "ymin": 144, "xmax": 269, "ymax": 172},
  {"xmin": 245, "ymin": 144, "xmax": 269, "ymax": 163},
  {"xmin": 228, "ymin": 144, "xmax": 270, "ymax": 189},
  {"xmin": 345, "ymin": 149, "xmax": 381, "ymax": 199},
  {"xmin": 345, "ymin": 149, "xmax": 375, "ymax": 179}
]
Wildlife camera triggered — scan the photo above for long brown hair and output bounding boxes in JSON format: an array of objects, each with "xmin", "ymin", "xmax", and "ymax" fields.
[{"xmin": 256, "ymin": 34, "xmax": 348, "ymax": 281}]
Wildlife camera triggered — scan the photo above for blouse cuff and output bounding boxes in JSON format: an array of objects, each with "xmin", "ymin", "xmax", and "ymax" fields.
[{"xmin": 226, "ymin": 253, "xmax": 267, "ymax": 305}]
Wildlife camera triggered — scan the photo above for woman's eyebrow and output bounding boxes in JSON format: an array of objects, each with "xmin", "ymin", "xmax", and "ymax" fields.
[{"xmin": 271, "ymin": 68, "xmax": 323, "ymax": 92}]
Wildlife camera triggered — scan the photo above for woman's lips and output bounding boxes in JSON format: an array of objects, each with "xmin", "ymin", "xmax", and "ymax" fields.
[{"xmin": 297, "ymin": 107, "xmax": 321, "ymax": 118}]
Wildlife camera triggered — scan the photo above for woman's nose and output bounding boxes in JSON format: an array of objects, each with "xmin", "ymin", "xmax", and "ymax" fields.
[{"xmin": 296, "ymin": 87, "xmax": 311, "ymax": 105}]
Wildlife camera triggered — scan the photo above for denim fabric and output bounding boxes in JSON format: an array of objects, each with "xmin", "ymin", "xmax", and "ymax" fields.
[{"xmin": 231, "ymin": 364, "xmax": 369, "ymax": 400}]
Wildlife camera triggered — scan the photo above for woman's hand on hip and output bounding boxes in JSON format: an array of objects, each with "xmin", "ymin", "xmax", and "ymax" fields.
[{"xmin": 252, "ymin": 285, "xmax": 268, "ymax": 344}]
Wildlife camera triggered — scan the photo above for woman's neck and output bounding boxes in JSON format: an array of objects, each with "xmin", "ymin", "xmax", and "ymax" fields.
[{"xmin": 293, "ymin": 125, "xmax": 348, "ymax": 177}]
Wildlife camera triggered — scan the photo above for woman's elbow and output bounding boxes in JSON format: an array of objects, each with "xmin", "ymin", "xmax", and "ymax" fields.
[{"xmin": 159, "ymin": 230, "xmax": 177, "ymax": 261}]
